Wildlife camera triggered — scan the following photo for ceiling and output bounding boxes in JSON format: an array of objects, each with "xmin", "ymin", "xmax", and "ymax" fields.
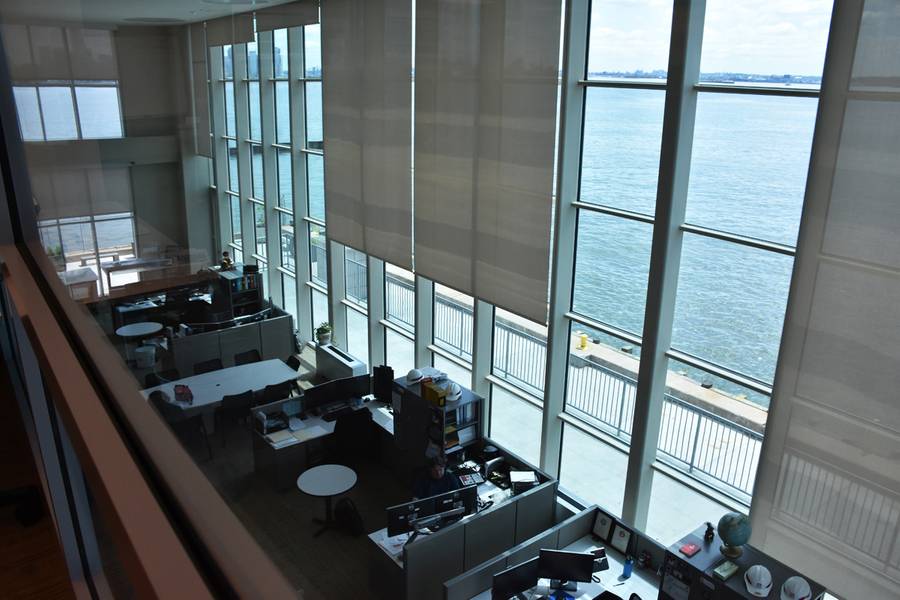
[{"xmin": 0, "ymin": 0, "xmax": 297, "ymax": 27}]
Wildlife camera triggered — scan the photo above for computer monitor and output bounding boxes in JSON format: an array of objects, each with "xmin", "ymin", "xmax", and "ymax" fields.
[
  {"xmin": 537, "ymin": 549, "xmax": 595, "ymax": 592},
  {"xmin": 386, "ymin": 497, "xmax": 435, "ymax": 536},
  {"xmin": 385, "ymin": 485, "xmax": 477, "ymax": 536},
  {"xmin": 491, "ymin": 557, "xmax": 539, "ymax": 600},
  {"xmin": 303, "ymin": 374, "xmax": 371, "ymax": 412},
  {"xmin": 432, "ymin": 484, "xmax": 478, "ymax": 522}
]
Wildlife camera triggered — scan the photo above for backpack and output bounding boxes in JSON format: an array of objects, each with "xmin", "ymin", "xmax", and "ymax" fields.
[{"xmin": 334, "ymin": 497, "xmax": 365, "ymax": 537}]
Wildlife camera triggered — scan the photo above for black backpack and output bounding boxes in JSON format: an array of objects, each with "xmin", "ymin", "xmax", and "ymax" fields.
[{"xmin": 334, "ymin": 497, "xmax": 365, "ymax": 537}]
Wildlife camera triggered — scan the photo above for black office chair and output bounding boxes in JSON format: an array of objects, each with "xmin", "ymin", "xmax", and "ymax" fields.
[
  {"xmin": 145, "ymin": 368, "xmax": 181, "ymax": 389},
  {"xmin": 193, "ymin": 358, "xmax": 223, "ymax": 375},
  {"xmin": 260, "ymin": 381, "xmax": 293, "ymax": 404},
  {"xmin": 234, "ymin": 349, "xmax": 262, "ymax": 366},
  {"xmin": 148, "ymin": 391, "xmax": 212, "ymax": 460},
  {"xmin": 215, "ymin": 390, "xmax": 254, "ymax": 447},
  {"xmin": 284, "ymin": 355, "xmax": 302, "ymax": 371},
  {"xmin": 332, "ymin": 408, "xmax": 376, "ymax": 467}
]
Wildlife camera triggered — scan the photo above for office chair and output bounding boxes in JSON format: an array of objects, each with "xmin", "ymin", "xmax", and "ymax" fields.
[
  {"xmin": 148, "ymin": 392, "xmax": 212, "ymax": 460},
  {"xmin": 284, "ymin": 355, "xmax": 302, "ymax": 371},
  {"xmin": 193, "ymin": 358, "xmax": 224, "ymax": 375},
  {"xmin": 215, "ymin": 390, "xmax": 254, "ymax": 447},
  {"xmin": 261, "ymin": 380, "xmax": 293, "ymax": 404},
  {"xmin": 234, "ymin": 349, "xmax": 261, "ymax": 366},
  {"xmin": 332, "ymin": 408, "xmax": 376, "ymax": 467},
  {"xmin": 145, "ymin": 368, "xmax": 181, "ymax": 389}
]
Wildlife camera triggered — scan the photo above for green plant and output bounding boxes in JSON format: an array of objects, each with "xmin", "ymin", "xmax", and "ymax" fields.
[
  {"xmin": 315, "ymin": 322, "xmax": 332, "ymax": 336},
  {"xmin": 46, "ymin": 244, "xmax": 63, "ymax": 257}
]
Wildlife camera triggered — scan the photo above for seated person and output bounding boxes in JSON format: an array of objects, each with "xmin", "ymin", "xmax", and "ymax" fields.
[{"xmin": 413, "ymin": 454, "xmax": 461, "ymax": 499}]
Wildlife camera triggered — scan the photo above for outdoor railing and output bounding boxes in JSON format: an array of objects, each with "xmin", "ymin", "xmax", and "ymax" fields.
[
  {"xmin": 345, "ymin": 253, "xmax": 368, "ymax": 306},
  {"xmin": 310, "ymin": 241, "xmax": 327, "ymax": 285},
  {"xmin": 385, "ymin": 273, "xmax": 415, "ymax": 329}
]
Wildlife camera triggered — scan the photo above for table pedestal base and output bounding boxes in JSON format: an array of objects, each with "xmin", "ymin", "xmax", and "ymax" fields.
[{"xmin": 314, "ymin": 496, "xmax": 338, "ymax": 537}]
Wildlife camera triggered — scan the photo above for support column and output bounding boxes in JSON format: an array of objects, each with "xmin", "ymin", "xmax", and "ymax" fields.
[
  {"xmin": 259, "ymin": 31, "xmax": 282, "ymax": 304},
  {"xmin": 414, "ymin": 276, "xmax": 434, "ymax": 369},
  {"xmin": 289, "ymin": 26, "xmax": 312, "ymax": 342},
  {"xmin": 233, "ymin": 44, "xmax": 256, "ymax": 264},
  {"xmin": 471, "ymin": 300, "xmax": 493, "ymax": 434},
  {"xmin": 327, "ymin": 240, "xmax": 347, "ymax": 351},
  {"xmin": 367, "ymin": 256, "xmax": 386, "ymax": 368}
]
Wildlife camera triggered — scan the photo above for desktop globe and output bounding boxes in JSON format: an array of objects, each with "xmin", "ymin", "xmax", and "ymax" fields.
[{"xmin": 718, "ymin": 512, "xmax": 751, "ymax": 558}]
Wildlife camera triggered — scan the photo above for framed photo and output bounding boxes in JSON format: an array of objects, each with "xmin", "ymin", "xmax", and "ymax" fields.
[
  {"xmin": 592, "ymin": 510, "xmax": 614, "ymax": 541},
  {"xmin": 611, "ymin": 524, "xmax": 632, "ymax": 555}
]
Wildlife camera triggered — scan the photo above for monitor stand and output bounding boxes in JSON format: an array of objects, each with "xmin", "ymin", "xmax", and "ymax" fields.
[{"xmin": 548, "ymin": 579, "xmax": 578, "ymax": 594}]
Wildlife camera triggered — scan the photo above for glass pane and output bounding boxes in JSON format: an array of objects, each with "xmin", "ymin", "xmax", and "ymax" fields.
[
  {"xmin": 312, "ymin": 287, "xmax": 328, "ymax": 331},
  {"xmin": 700, "ymin": 0, "xmax": 832, "ymax": 83},
  {"xmin": 250, "ymin": 144, "xmax": 264, "ymax": 199},
  {"xmin": 230, "ymin": 195, "xmax": 242, "ymax": 243},
  {"xmin": 434, "ymin": 283, "xmax": 474, "ymax": 361},
  {"xmin": 273, "ymin": 29, "xmax": 289, "ymax": 79},
  {"xmin": 281, "ymin": 272, "xmax": 299, "ymax": 328},
  {"xmin": 246, "ymin": 38, "xmax": 259, "ymax": 79},
  {"xmin": 580, "ymin": 88, "xmax": 664, "ymax": 215},
  {"xmin": 560, "ymin": 423, "xmax": 628, "ymax": 516},
  {"xmin": 75, "ymin": 86, "xmax": 122, "ymax": 139},
  {"xmin": 39, "ymin": 87, "xmax": 78, "ymax": 140},
  {"xmin": 489, "ymin": 385, "xmax": 542, "ymax": 467},
  {"xmin": 248, "ymin": 81, "xmax": 261, "ymax": 141},
  {"xmin": 275, "ymin": 81, "xmax": 291, "ymax": 144},
  {"xmin": 280, "ymin": 212, "xmax": 295, "ymax": 271},
  {"xmin": 566, "ymin": 322, "xmax": 640, "ymax": 439},
  {"xmin": 13, "ymin": 86, "xmax": 44, "ymax": 141},
  {"xmin": 232, "ymin": 247, "xmax": 244, "ymax": 264},
  {"xmin": 686, "ymin": 94, "xmax": 817, "ymax": 246},
  {"xmin": 305, "ymin": 81, "xmax": 323, "ymax": 148},
  {"xmin": 277, "ymin": 148, "xmax": 292, "ymax": 209},
  {"xmin": 224, "ymin": 81, "xmax": 236, "ymax": 137},
  {"xmin": 344, "ymin": 247, "xmax": 368, "ymax": 307},
  {"xmin": 254, "ymin": 203, "xmax": 267, "ymax": 258},
  {"xmin": 304, "ymin": 24, "xmax": 321, "ymax": 78},
  {"xmin": 39, "ymin": 225, "xmax": 63, "ymax": 266},
  {"xmin": 385, "ymin": 263, "xmax": 415, "ymax": 330},
  {"xmin": 433, "ymin": 354, "xmax": 472, "ymax": 388},
  {"xmin": 307, "ymin": 154, "xmax": 325, "ymax": 221},
  {"xmin": 572, "ymin": 210, "xmax": 652, "ymax": 335},
  {"xmin": 661, "ymin": 358, "xmax": 766, "ymax": 500},
  {"xmin": 385, "ymin": 328, "xmax": 415, "ymax": 375},
  {"xmin": 587, "ymin": 0, "xmax": 673, "ymax": 80},
  {"xmin": 646, "ymin": 470, "xmax": 730, "ymax": 547},
  {"xmin": 227, "ymin": 140, "xmax": 239, "ymax": 192},
  {"xmin": 309, "ymin": 223, "xmax": 327, "ymax": 286},
  {"xmin": 96, "ymin": 218, "xmax": 136, "ymax": 290},
  {"xmin": 223, "ymin": 44, "xmax": 234, "ymax": 80},
  {"xmin": 493, "ymin": 307, "xmax": 547, "ymax": 396},
  {"xmin": 345, "ymin": 307, "xmax": 369, "ymax": 365},
  {"xmin": 672, "ymin": 234, "xmax": 792, "ymax": 383}
]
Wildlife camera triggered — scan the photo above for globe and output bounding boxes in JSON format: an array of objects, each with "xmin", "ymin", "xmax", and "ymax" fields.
[{"xmin": 718, "ymin": 512, "xmax": 751, "ymax": 558}]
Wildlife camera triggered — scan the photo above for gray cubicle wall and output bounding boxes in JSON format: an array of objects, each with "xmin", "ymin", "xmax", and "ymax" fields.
[
  {"xmin": 218, "ymin": 322, "xmax": 262, "ymax": 366},
  {"xmin": 259, "ymin": 315, "xmax": 294, "ymax": 360}
]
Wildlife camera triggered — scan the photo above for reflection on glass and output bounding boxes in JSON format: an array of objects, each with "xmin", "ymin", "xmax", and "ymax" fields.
[
  {"xmin": 385, "ymin": 328, "xmax": 415, "ymax": 375},
  {"xmin": 572, "ymin": 210, "xmax": 651, "ymax": 335},
  {"xmin": 280, "ymin": 212, "xmax": 295, "ymax": 271},
  {"xmin": 309, "ymin": 223, "xmax": 327, "ymax": 287},
  {"xmin": 75, "ymin": 87, "xmax": 122, "ymax": 139},
  {"xmin": 227, "ymin": 140, "xmax": 239, "ymax": 192},
  {"xmin": 13, "ymin": 87, "xmax": 43, "ymax": 141},
  {"xmin": 230, "ymin": 195, "xmax": 242, "ymax": 243},
  {"xmin": 304, "ymin": 24, "xmax": 321, "ymax": 78},
  {"xmin": 344, "ymin": 247, "xmax": 368, "ymax": 307},
  {"xmin": 224, "ymin": 81, "xmax": 236, "ymax": 137},
  {"xmin": 560, "ymin": 422, "xmax": 627, "ymax": 516},
  {"xmin": 254, "ymin": 203, "xmax": 267, "ymax": 258},
  {"xmin": 277, "ymin": 148, "xmax": 292, "ymax": 209},
  {"xmin": 672, "ymin": 234, "xmax": 792, "ymax": 383},
  {"xmin": 275, "ymin": 81, "xmax": 290, "ymax": 144},
  {"xmin": 686, "ymin": 94, "xmax": 816, "ymax": 246},
  {"xmin": 248, "ymin": 81, "xmax": 261, "ymax": 140},
  {"xmin": 273, "ymin": 29, "xmax": 289, "ymax": 79},
  {"xmin": 307, "ymin": 154, "xmax": 324, "ymax": 221},
  {"xmin": 305, "ymin": 81, "xmax": 323, "ymax": 147},
  {"xmin": 580, "ymin": 88, "xmax": 664, "ymax": 215},
  {"xmin": 39, "ymin": 87, "xmax": 78, "ymax": 140},
  {"xmin": 223, "ymin": 44, "xmax": 234, "ymax": 80},
  {"xmin": 490, "ymin": 385, "xmax": 542, "ymax": 467}
]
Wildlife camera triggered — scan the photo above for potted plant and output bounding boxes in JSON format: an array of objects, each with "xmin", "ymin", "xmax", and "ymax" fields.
[
  {"xmin": 46, "ymin": 244, "xmax": 65, "ymax": 271},
  {"xmin": 315, "ymin": 322, "xmax": 333, "ymax": 346}
]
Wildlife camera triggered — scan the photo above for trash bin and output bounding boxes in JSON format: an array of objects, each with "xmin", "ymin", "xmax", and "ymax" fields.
[{"xmin": 134, "ymin": 345, "xmax": 156, "ymax": 369}]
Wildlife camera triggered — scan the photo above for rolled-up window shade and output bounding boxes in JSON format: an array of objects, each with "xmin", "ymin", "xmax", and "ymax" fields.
[
  {"xmin": 189, "ymin": 23, "xmax": 212, "ymax": 158},
  {"xmin": 88, "ymin": 167, "xmax": 133, "ymax": 215},
  {"xmin": 66, "ymin": 27, "xmax": 117, "ymax": 80},
  {"xmin": 205, "ymin": 14, "xmax": 254, "ymax": 47},
  {"xmin": 255, "ymin": 0, "xmax": 318, "ymax": 32},
  {"xmin": 750, "ymin": 2, "xmax": 900, "ymax": 598},
  {"xmin": 28, "ymin": 24, "xmax": 71, "ymax": 80},
  {"xmin": 414, "ymin": 0, "xmax": 560, "ymax": 324},
  {"xmin": 322, "ymin": 0, "xmax": 413, "ymax": 270},
  {"xmin": 1, "ymin": 24, "xmax": 34, "ymax": 80}
]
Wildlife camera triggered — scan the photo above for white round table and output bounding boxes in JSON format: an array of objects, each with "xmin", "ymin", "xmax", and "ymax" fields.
[
  {"xmin": 116, "ymin": 322, "xmax": 163, "ymax": 363},
  {"xmin": 297, "ymin": 464, "xmax": 357, "ymax": 536}
]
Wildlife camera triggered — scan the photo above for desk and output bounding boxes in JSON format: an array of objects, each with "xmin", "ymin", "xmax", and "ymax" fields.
[
  {"xmin": 141, "ymin": 359, "xmax": 298, "ymax": 429},
  {"xmin": 297, "ymin": 464, "xmax": 357, "ymax": 536},
  {"xmin": 469, "ymin": 533, "xmax": 658, "ymax": 600},
  {"xmin": 102, "ymin": 257, "xmax": 173, "ymax": 291},
  {"xmin": 116, "ymin": 321, "xmax": 163, "ymax": 361},
  {"xmin": 58, "ymin": 267, "xmax": 99, "ymax": 301}
]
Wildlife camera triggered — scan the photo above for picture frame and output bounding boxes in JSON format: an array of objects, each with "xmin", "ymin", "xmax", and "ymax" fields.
[
  {"xmin": 592, "ymin": 510, "xmax": 614, "ymax": 541},
  {"xmin": 611, "ymin": 523, "xmax": 632, "ymax": 555}
]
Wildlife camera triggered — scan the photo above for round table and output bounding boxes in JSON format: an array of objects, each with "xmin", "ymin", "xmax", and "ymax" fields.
[
  {"xmin": 297, "ymin": 464, "xmax": 357, "ymax": 537},
  {"xmin": 116, "ymin": 322, "xmax": 163, "ymax": 363}
]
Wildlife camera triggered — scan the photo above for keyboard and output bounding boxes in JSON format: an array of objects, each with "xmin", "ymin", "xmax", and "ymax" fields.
[{"xmin": 322, "ymin": 406, "xmax": 354, "ymax": 422}]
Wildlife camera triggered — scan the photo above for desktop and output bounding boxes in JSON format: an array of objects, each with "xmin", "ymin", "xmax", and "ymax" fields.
[
  {"xmin": 537, "ymin": 549, "xmax": 596, "ymax": 594},
  {"xmin": 303, "ymin": 374, "xmax": 371, "ymax": 414},
  {"xmin": 491, "ymin": 557, "xmax": 539, "ymax": 600},
  {"xmin": 385, "ymin": 484, "xmax": 478, "ymax": 537}
]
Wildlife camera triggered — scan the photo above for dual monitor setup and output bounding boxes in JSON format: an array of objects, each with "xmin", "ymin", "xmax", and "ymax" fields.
[
  {"xmin": 492, "ymin": 549, "xmax": 600, "ymax": 600},
  {"xmin": 386, "ymin": 484, "xmax": 479, "ymax": 542},
  {"xmin": 302, "ymin": 373, "xmax": 370, "ymax": 418}
]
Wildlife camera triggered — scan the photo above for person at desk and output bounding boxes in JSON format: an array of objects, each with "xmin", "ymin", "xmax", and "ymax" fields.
[{"xmin": 413, "ymin": 454, "xmax": 461, "ymax": 499}]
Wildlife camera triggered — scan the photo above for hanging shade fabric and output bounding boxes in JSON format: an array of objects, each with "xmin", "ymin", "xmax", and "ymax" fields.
[
  {"xmin": 750, "ymin": 1, "xmax": 900, "ymax": 598},
  {"xmin": 189, "ymin": 23, "xmax": 212, "ymax": 158},
  {"xmin": 414, "ymin": 0, "xmax": 560, "ymax": 324},
  {"xmin": 255, "ymin": 0, "xmax": 319, "ymax": 32},
  {"xmin": 322, "ymin": 0, "xmax": 413, "ymax": 270},
  {"xmin": 0, "ymin": 24, "xmax": 117, "ymax": 81},
  {"xmin": 205, "ymin": 13, "xmax": 254, "ymax": 47}
]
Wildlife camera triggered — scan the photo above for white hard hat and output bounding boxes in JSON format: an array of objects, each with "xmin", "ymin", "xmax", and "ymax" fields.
[
  {"xmin": 446, "ymin": 382, "xmax": 462, "ymax": 402},
  {"xmin": 744, "ymin": 565, "xmax": 773, "ymax": 598},
  {"xmin": 407, "ymin": 368, "xmax": 423, "ymax": 382},
  {"xmin": 781, "ymin": 576, "xmax": 811, "ymax": 600}
]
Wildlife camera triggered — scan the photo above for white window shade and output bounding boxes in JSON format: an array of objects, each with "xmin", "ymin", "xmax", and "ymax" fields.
[
  {"xmin": 66, "ymin": 27, "xmax": 117, "ymax": 80},
  {"xmin": 255, "ymin": 0, "xmax": 318, "ymax": 32},
  {"xmin": 750, "ymin": 2, "xmax": 900, "ymax": 598},
  {"xmin": 32, "ymin": 166, "xmax": 133, "ymax": 220},
  {"xmin": 414, "ymin": 0, "xmax": 560, "ymax": 325},
  {"xmin": 322, "ymin": 0, "xmax": 413, "ymax": 271}
]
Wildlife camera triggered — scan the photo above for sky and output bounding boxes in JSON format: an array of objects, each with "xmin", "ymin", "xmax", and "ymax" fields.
[{"xmin": 588, "ymin": 0, "xmax": 834, "ymax": 76}]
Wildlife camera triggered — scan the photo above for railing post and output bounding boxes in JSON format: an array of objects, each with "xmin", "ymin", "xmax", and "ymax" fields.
[{"xmin": 686, "ymin": 408, "xmax": 703, "ymax": 474}]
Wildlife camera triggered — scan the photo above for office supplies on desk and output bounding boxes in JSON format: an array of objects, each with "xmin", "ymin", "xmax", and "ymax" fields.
[
  {"xmin": 322, "ymin": 405, "xmax": 354, "ymax": 422},
  {"xmin": 291, "ymin": 425, "xmax": 327, "ymax": 442},
  {"xmin": 288, "ymin": 417, "xmax": 304, "ymax": 431},
  {"xmin": 266, "ymin": 429, "xmax": 294, "ymax": 448}
]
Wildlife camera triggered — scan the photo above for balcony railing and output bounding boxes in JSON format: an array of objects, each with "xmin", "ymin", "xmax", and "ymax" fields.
[
  {"xmin": 384, "ymin": 273, "xmax": 764, "ymax": 500},
  {"xmin": 345, "ymin": 253, "xmax": 368, "ymax": 306}
]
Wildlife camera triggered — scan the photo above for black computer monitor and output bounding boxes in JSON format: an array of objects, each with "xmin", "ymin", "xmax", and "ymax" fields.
[
  {"xmin": 386, "ymin": 497, "xmax": 435, "ymax": 536},
  {"xmin": 537, "ymin": 549, "xmax": 595, "ymax": 592},
  {"xmin": 303, "ymin": 374, "xmax": 371, "ymax": 412},
  {"xmin": 491, "ymin": 557, "xmax": 539, "ymax": 600},
  {"xmin": 432, "ymin": 484, "xmax": 478, "ymax": 520}
]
